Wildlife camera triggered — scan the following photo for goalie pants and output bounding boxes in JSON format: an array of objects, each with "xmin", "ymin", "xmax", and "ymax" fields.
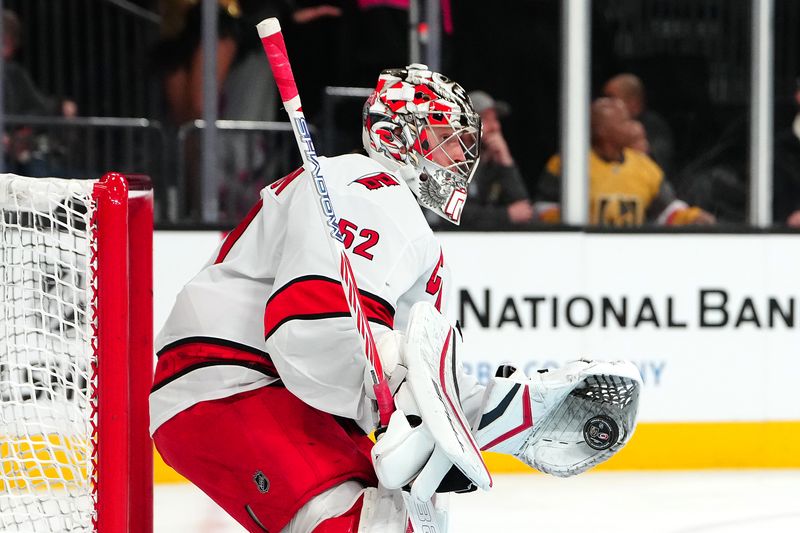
[{"xmin": 153, "ymin": 384, "xmax": 378, "ymax": 532}]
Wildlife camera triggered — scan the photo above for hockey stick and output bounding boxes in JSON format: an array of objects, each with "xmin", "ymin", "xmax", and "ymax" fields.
[{"xmin": 257, "ymin": 18, "xmax": 394, "ymax": 426}]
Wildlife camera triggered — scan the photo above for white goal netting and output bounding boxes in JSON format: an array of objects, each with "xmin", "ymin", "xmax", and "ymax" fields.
[{"xmin": 1, "ymin": 175, "xmax": 98, "ymax": 532}]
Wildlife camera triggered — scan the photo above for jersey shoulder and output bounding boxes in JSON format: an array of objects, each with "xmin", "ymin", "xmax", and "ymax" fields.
[
  {"xmin": 262, "ymin": 154, "xmax": 397, "ymax": 203},
  {"xmin": 325, "ymin": 153, "xmax": 406, "ymax": 197},
  {"xmin": 262, "ymin": 153, "xmax": 434, "ymax": 249},
  {"xmin": 325, "ymin": 154, "xmax": 433, "ymax": 242}
]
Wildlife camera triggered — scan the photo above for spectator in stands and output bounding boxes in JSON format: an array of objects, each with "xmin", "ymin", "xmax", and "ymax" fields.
[
  {"xmin": 773, "ymin": 77, "xmax": 800, "ymax": 227},
  {"xmin": 155, "ymin": 0, "xmax": 342, "ymax": 125},
  {"xmin": 670, "ymin": 114, "xmax": 748, "ymax": 224},
  {"xmin": 226, "ymin": 0, "xmax": 342, "ymax": 124},
  {"xmin": 152, "ymin": 1, "xmax": 240, "ymax": 218},
  {"xmin": 535, "ymin": 97, "xmax": 715, "ymax": 226},
  {"xmin": 154, "ymin": 0, "xmax": 241, "ymax": 126},
  {"xmin": 627, "ymin": 119, "xmax": 650, "ymax": 154},
  {"xmin": 154, "ymin": 0, "xmax": 342, "ymax": 220},
  {"xmin": 218, "ymin": 0, "xmax": 342, "ymax": 221},
  {"xmin": 603, "ymin": 73, "xmax": 675, "ymax": 176},
  {"xmin": 2, "ymin": 9, "xmax": 78, "ymax": 176},
  {"xmin": 452, "ymin": 90, "xmax": 534, "ymax": 229}
]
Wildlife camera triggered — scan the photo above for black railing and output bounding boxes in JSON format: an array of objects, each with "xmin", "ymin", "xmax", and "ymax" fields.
[{"xmin": 174, "ymin": 120, "xmax": 304, "ymax": 224}]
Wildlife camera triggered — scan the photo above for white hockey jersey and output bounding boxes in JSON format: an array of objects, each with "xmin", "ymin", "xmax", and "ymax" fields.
[{"xmin": 150, "ymin": 154, "xmax": 482, "ymax": 435}]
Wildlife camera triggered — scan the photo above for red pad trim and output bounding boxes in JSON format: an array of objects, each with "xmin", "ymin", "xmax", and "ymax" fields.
[
  {"xmin": 438, "ymin": 330, "xmax": 492, "ymax": 487},
  {"xmin": 265, "ymin": 276, "xmax": 394, "ymax": 340},
  {"xmin": 480, "ymin": 386, "xmax": 533, "ymax": 450}
]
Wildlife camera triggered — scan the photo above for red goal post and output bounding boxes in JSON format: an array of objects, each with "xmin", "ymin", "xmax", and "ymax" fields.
[{"xmin": 0, "ymin": 172, "xmax": 153, "ymax": 532}]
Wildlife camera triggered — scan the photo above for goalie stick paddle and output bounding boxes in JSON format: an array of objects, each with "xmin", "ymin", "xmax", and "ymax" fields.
[{"xmin": 257, "ymin": 17, "xmax": 395, "ymax": 426}]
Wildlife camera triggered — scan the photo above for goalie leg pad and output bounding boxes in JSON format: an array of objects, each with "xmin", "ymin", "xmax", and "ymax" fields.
[
  {"xmin": 289, "ymin": 481, "xmax": 364, "ymax": 533},
  {"xmin": 372, "ymin": 302, "xmax": 491, "ymax": 501},
  {"xmin": 312, "ymin": 498, "xmax": 362, "ymax": 533},
  {"xmin": 356, "ymin": 486, "xmax": 409, "ymax": 533},
  {"xmin": 291, "ymin": 483, "xmax": 437, "ymax": 533},
  {"xmin": 402, "ymin": 302, "xmax": 492, "ymax": 494}
]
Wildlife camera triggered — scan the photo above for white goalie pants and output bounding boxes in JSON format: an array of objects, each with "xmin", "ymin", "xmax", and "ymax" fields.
[{"xmin": 282, "ymin": 481, "xmax": 444, "ymax": 533}]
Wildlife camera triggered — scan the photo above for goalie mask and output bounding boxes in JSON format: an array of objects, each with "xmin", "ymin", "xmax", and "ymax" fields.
[{"xmin": 362, "ymin": 64, "xmax": 481, "ymax": 224}]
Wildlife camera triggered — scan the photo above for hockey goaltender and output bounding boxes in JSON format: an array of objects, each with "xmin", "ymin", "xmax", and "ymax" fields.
[{"xmin": 149, "ymin": 64, "xmax": 642, "ymax": 532}]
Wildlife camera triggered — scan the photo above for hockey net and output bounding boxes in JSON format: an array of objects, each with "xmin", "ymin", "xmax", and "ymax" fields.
[{"xmin": 0, "ymin": 173, "xmax": 153, "ymax": 532}]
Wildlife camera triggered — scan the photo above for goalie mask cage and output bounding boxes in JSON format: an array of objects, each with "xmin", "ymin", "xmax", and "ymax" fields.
[{"xmin": 0, "ymin": 173, "xmax": 153, "ymax": 532}]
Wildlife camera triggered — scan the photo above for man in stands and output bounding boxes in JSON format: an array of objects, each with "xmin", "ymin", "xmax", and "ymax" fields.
[
  {"xmin": 773, "ymin": 77, "xmax": 800, "ymax": 227},
  {"xmin": 603, "ymin": 73, "xmax": 674, "ymax": 176},
  {"xmin": 150, "ymin": 65, "xmax": 641, "ymax": 532},
  {"xmin": 2, "ymin": 9, "xmax": 78, "ymax": 176},
  {"xmin": 449, "ymin": 90, "xmax": 535, "ymax": 228},
  {"xmin": 537, "ymin": 97, "xmax": 715, "ymax": 226}
]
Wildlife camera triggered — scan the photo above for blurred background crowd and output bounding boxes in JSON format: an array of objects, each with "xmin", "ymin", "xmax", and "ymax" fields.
[{"xmin": 3, "ymin": 0, "xmax": 800, "ymax": 229}]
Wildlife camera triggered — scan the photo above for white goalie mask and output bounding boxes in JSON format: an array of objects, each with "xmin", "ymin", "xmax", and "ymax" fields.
[{"xmin": 362, "ymin": 64, "xmax": 481, "ymax": 224}]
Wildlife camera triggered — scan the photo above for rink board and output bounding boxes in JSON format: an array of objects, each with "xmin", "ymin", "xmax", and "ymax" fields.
[{"xmin": 151, "ymin": 230, "xmax": 800, "ymax": 478}]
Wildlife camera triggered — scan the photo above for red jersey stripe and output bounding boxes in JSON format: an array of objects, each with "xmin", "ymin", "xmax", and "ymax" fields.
[
  {"xmin": 265, "ymin": 276, "xmax": 394, "ymax": 340},
  {"xmin": 269, "ymin": 166, "xmax": 304, "ymax": 196},
  {"xmin": 153, "ymin": 340, "xmax": 277, "ymax": 392},
  {"xmin": 215, "ymin": 199, "xmax": 263, "ymax": 264},
  {"xmin": 215, "ymin": 167, "xmax": 304, "ymax": 264}
]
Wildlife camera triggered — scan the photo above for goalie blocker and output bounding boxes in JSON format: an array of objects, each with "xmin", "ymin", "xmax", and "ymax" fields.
[{"xmin": 371, "ymin": 301, "xmax": 642, "ymax": 500}]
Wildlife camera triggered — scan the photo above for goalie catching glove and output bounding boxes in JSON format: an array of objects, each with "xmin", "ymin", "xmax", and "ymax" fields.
[
  {"xmin": 370, "ymin": 302, "xmax": 643, "ymax": 503},
  {"xmin": 473, "ymin": 359, "xmax": 642, "ymax": 477}
]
